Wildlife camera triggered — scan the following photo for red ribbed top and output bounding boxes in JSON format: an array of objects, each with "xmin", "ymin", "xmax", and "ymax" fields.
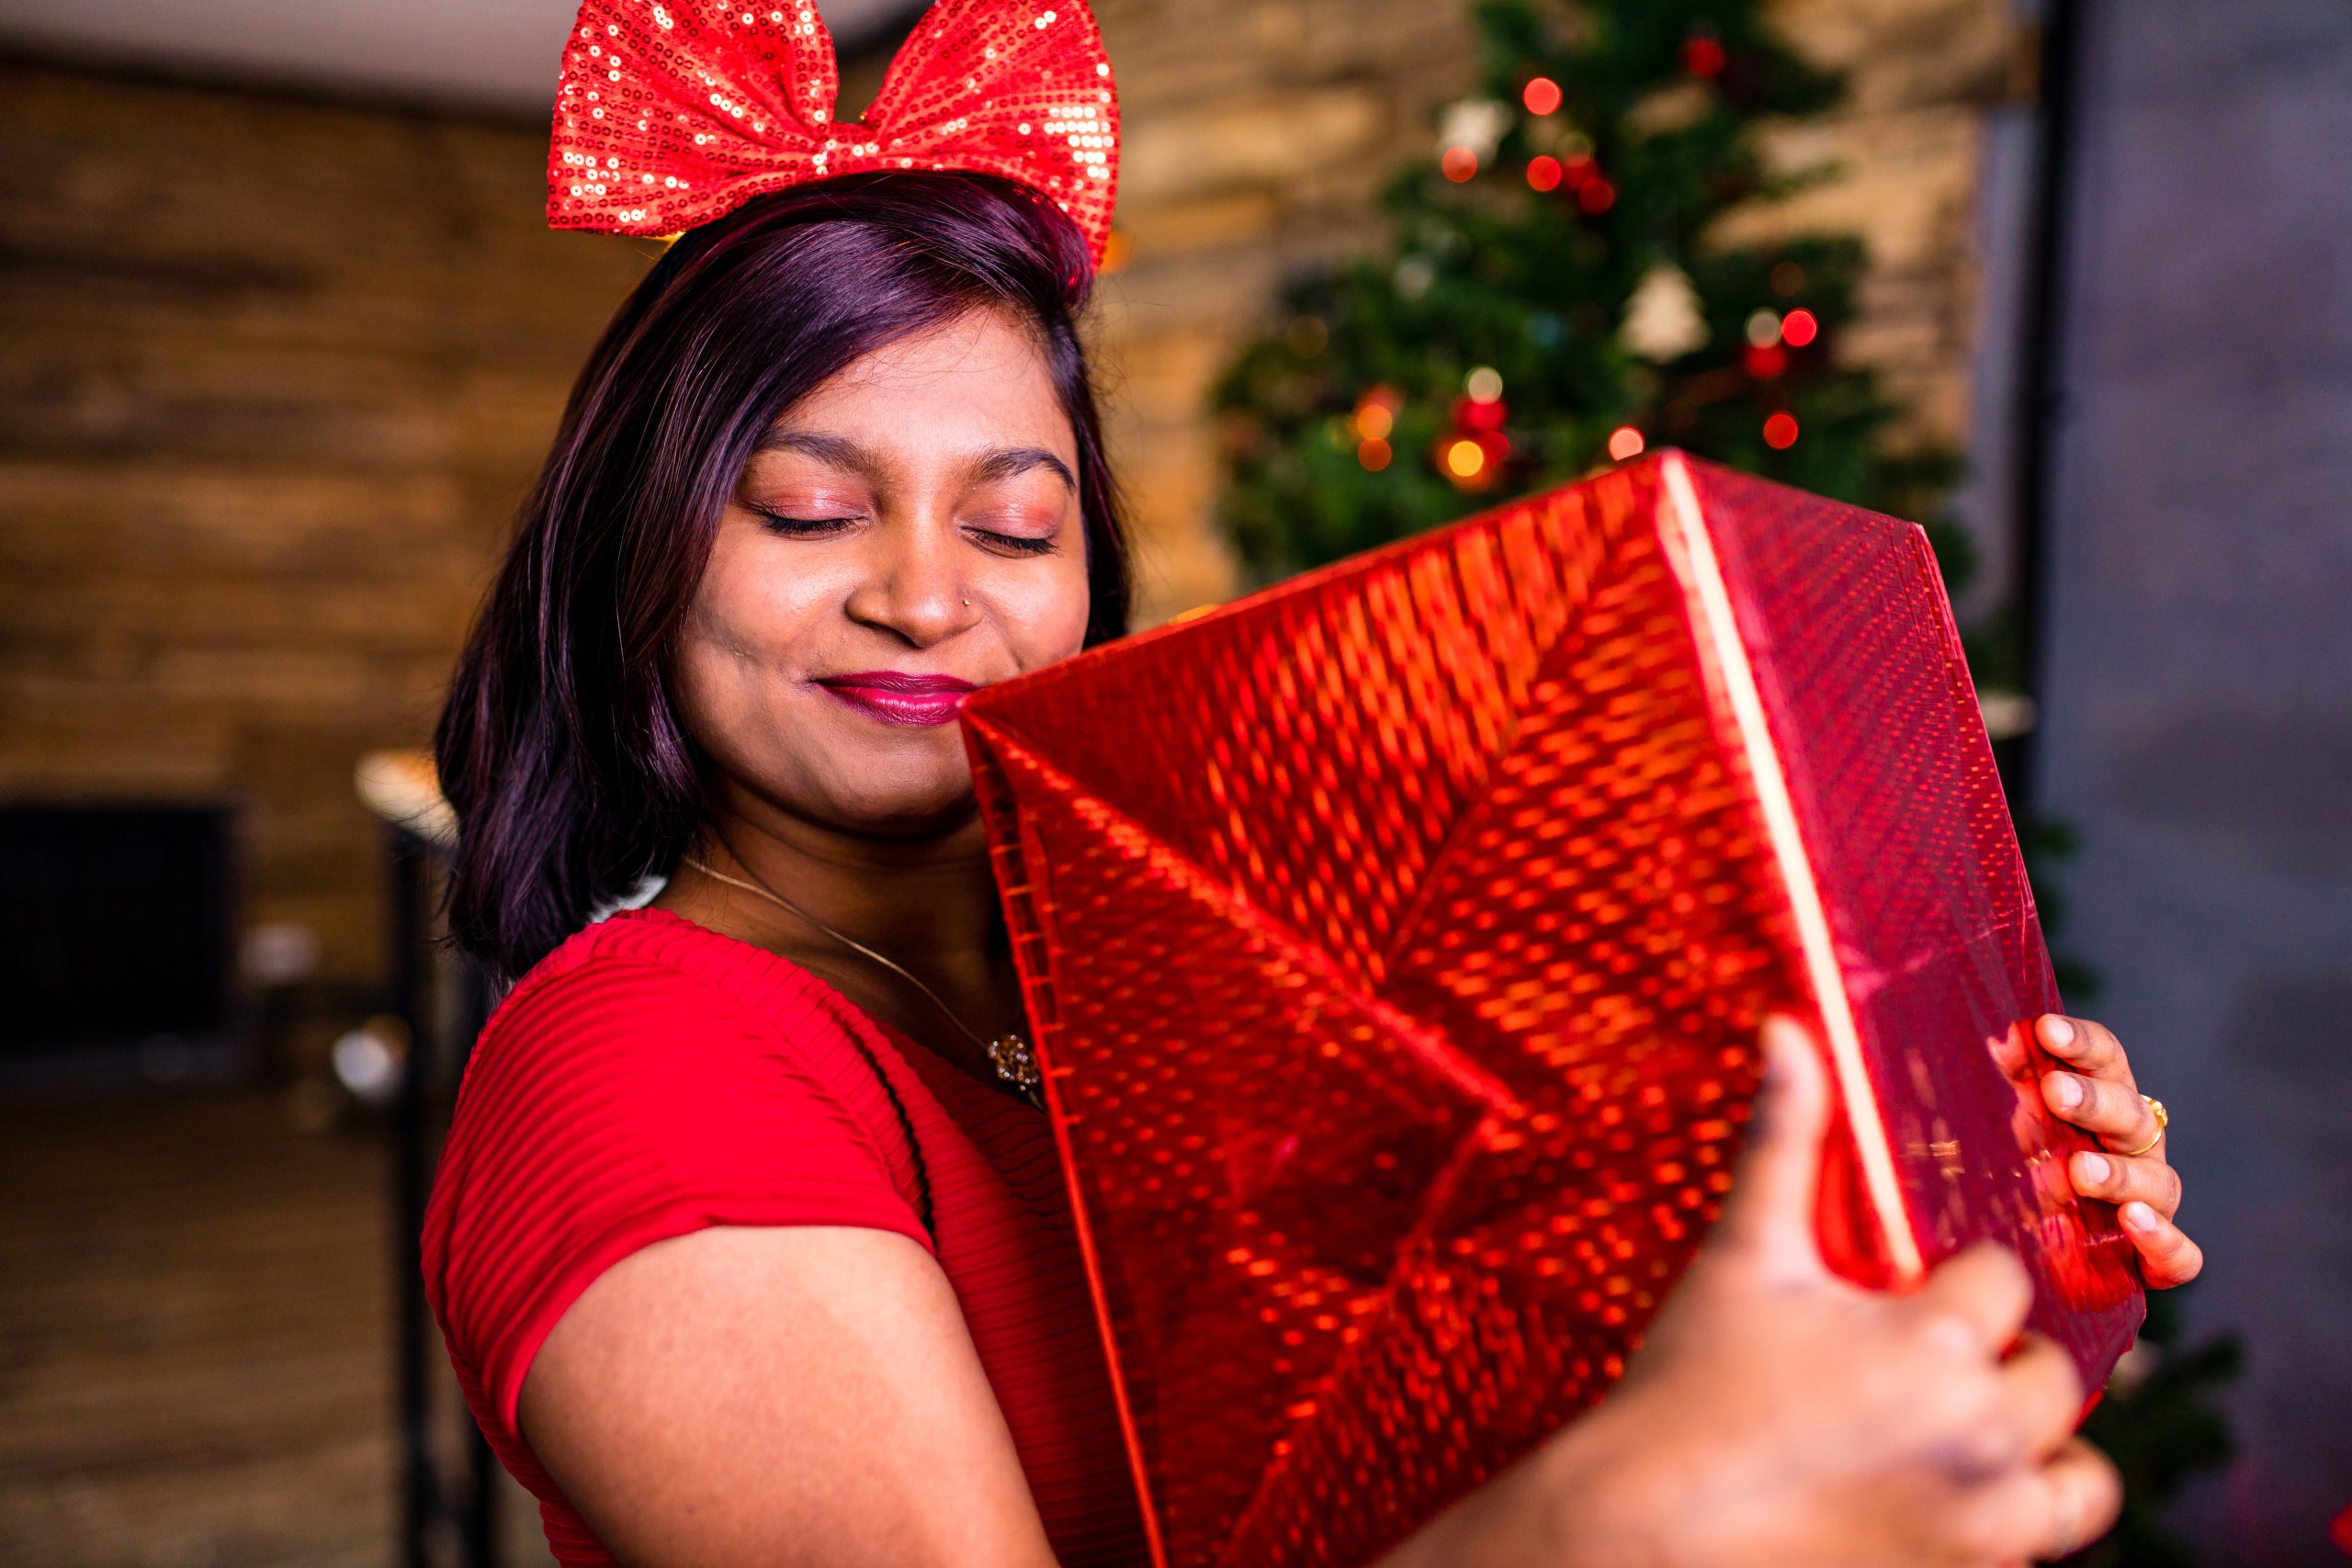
[{"xmin": 422, "ymin": 907, "xmax": 1149, "ymax": 1566}]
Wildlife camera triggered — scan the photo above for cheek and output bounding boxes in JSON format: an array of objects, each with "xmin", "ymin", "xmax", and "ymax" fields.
[
  {"xmin": 1003, "ymin": 553, "xmax": 1096, "ymax": 670},
  {"xmin": 669, "ymin": 534, "xmax": 828, "ymax": 728}
]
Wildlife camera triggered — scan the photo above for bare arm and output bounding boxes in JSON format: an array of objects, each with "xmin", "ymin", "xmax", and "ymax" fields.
[{"xmin": 520, "ymin": 1225, "xmax": 1059, "ymax": 1568}]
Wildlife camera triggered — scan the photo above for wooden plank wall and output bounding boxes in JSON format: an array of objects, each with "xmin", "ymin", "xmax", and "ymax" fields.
[{"xmin": 0, "ymin": 62, "xmax": 653, "ymax": 987}]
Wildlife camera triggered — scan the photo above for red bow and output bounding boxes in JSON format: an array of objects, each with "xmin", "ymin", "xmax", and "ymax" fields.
[{"xmin": 548, "ymin": 0, "xmax": 1120, "ymax": 266}]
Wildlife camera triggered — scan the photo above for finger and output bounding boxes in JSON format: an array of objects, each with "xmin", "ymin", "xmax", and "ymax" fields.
[
  {"xmin": 1913, "ymin": 1240, "xmax": 2034, "ymax": 1359},
  {"xmin": 2041, "ymin": 1071, "xmax": 2160, "ymax": 1151},
  {"xmin": 1996, "ymin": 1333, "xmax": 2087, "ymax": 1461},
  {"xmin": 1950, "ymin": 1438, "xmax": 2120, "ymax": 1564},
  {"xmin": 2120, "ymin": 1201, "xmax": 2205, "ymax": 1289},
  {"xmin": 2033, "ymin": 1439, "xmax": 2123, "ymax": 1561},
  {"xmin": 1712, "ymin": 1014, "xmax": 1831, "ymax": 1273},
  {"xmin": 2068, "ymin": 1150, "xmax": 2183, "ymax": 1217},
  {"xmin": 2036, "ymin": 1015, "xmax": 2133, "ymax": 1088}
]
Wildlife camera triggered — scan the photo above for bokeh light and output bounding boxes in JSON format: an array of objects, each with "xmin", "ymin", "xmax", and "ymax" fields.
[
  {"xmin": 1444, "ymin": 437, "xmax": 1486, "ymax": 479},
  {"xmin": 1608, "ymin": 426, "xmax": 1646, "ymax": 461},
  {"xmin": 1577, "ymin": 178, "xmax": 1616, "ymax": 214},
  {"xmin": 1526, "ymin": 155, "xmax": 1563, "ymax": 192},
  {"xmin": 1358, "ymin": 437, "xmax": 1392, "ymax": 471},
  {"xmin": 1746, "ymin": 308, "xmax": 1781, "ymax": 347},
  {"xmin": 1781, "ymin": 308, "xmax": 1819, "ymax": 347},
  {"xmin": 1441, "ymin": 146, "xmax": 1478, "ymax": 182},
  {"xmin": 1465, "ymin": 366, "xmax": 1504, "ymax": 402},
  {"xmin": 1763, "ymin": 412, "xmax": 1800, "ymax": 449},
  {"xmin": 1522, "ymin": 76, "xmax": 1562, "ymax": 116}
]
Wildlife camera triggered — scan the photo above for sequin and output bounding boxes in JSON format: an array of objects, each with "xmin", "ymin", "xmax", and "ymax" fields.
[
  {"xmin": 960, "ymin": 452, "xmax": 2144, "ymax": 1568},
  {"xmin": 546, "ymin": 0, "xmax": 1119, "ymax": 265}
]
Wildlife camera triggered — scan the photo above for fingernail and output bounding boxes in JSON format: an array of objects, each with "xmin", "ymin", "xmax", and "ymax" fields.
[
  {"xmin": 2049, "ymin": 1072, "xmax": 2084, "ymax": 1109},
  {"xmin": 2122, "ymin": 1201, "xmax": 2159, "ymax": 1232},
  {"xmin": 2041, "ymin": 1015, "xmax": 2077, "ymax": 1052},
  {"xmin": 2075, "ymin": 1151, "xmax": 2111, "ymax": 1185}
]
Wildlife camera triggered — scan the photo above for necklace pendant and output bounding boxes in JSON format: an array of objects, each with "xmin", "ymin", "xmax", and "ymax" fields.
[{"xmin": 987, "ymin": 1032, "xmax": 1044, "ymax": 1105}]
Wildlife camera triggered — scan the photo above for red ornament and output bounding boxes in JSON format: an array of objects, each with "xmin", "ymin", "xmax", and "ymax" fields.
[
  {"xmin": 1682, "ymin": 34, "xmax": 1728, "ymax": 77},
  {"xmin": 547, "ymin": 0, "xmax": 1121, "ymax": 267},
  {"xmin": 962, "ymin": 453, "xmax": 2144, "ymax": 1568},
  {"xmin": 1453, "ymin": 393, "xmax": 1509, "ymax": 434}
]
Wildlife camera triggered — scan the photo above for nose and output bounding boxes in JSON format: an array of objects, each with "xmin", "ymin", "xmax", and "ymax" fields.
[{"xmin": 841, "ymin": 514, "xmax": 980, "ymax": 649}]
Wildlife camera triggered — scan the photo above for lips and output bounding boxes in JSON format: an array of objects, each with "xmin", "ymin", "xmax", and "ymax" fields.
[{"xmin": 813, "ymin": 670, "xmax": 978, "ymax": 728}]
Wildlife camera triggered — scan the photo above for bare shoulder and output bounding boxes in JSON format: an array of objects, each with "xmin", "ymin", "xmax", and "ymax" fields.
[{"xmin": 521, "ymin": 1223, "xmax": 1060, "ymax": 1568}]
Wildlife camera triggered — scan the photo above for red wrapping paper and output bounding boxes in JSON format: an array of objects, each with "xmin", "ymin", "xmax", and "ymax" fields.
[{"xmin": 960, "ymin": 452, "xmax": 2143, "ymax": 1568}]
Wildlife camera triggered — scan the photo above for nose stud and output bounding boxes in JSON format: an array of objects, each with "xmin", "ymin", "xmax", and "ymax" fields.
[{"xmin": 962, "ymin": 598, "xmax": 971, "ymax": 607}]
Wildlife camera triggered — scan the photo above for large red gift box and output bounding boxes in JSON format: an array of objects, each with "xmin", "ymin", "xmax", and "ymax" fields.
[{"xmin": 959, "ymin": 452, "xmax": 2143, "ymax": 1568}]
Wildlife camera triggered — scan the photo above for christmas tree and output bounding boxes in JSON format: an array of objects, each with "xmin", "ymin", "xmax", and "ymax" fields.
[
  {"xmin": 1211, "ymin": 0, "xmax": 1964, "ymax": 588},
  {"xmin": 1208, "ymin": 3, "xmax": 2240, "ymax": 1562}
]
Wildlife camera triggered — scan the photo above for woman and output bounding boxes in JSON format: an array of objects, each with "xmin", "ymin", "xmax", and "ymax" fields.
[{"xmin": 424, "ymin": 8, "xmax": 2202, "ymax": 1566}]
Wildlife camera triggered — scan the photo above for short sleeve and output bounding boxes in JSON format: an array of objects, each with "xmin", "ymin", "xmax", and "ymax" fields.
[{"xmin": 421, "ymin": 954, "xmax": 935, "ymax": 1460}]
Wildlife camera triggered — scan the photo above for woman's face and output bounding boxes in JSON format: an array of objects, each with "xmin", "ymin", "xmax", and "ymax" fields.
[{"xmin": 672, "ymin": 307, "xmax": 1093, "ymax": 836}]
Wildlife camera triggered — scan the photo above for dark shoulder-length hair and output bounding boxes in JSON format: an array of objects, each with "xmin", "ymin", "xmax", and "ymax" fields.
[{"xmin": 435, "ymin": 172, "xmax": 1132, "ymax": 981}]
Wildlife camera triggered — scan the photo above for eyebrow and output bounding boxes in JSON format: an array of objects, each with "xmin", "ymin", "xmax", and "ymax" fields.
[{"xmin": 752, "ymin": 428, "xmax": 1076, "ymax": 494}]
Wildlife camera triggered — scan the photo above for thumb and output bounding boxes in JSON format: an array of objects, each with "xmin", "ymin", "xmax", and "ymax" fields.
[{"xmin": 1709, "ymin": 1013, "xmax": 1833, "ymax": 1273}]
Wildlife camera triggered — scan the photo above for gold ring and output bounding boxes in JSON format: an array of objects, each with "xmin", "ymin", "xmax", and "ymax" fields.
[{"xmin": 2116, "ymin": 1096, "xmax": 2167, "ymax": 1158}]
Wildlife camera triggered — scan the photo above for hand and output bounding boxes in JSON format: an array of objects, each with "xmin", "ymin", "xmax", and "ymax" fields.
[
  {"xmin": 2033, "ymin": 1013, "xmax": 2202, "ymax": 1289},
  {"xmin": 1434, "ymin": 1019, "xmax": 2121, "ymax": 1568}
]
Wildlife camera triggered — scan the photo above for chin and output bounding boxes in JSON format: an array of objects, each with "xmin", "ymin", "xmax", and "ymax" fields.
[{"xmin": 820, "ymin": 754, "xmax": 981, "ymax": 837}]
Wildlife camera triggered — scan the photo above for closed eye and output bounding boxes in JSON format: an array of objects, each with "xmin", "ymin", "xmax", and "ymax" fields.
[
  {"xmin": 757, "ymin": 512, "xmax": 860, "ymax": 537},
  {"xmin": 972, "ymin": 528, "xmax": 1058, "ymax": 557}
]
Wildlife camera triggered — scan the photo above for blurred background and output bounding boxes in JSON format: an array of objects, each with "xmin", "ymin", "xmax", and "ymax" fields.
[{"xmin": 0, "ymin": 0, "xmax": 2344, "ymax": 1564}]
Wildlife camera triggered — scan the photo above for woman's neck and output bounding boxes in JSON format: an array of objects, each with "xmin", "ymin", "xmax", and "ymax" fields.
[{"xmin": 653, "ymin": 785, "xmax": 1022, "ymax": 1056}]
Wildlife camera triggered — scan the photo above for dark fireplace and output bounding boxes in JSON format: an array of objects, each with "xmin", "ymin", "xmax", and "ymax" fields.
[{"xmin": 0, "ymin": 803, "xmax": 241, "ymax": 1085}]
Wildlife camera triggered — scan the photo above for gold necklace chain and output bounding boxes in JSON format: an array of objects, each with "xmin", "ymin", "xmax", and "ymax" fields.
[{"xmin": 677, "ymin": 852, "xmax": 1044, "ymax": 1110}]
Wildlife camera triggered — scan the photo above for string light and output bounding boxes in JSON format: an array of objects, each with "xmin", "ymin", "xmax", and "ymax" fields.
[
  {"xmin": 1522, "ymin": 76, "xmax": 1562, "ymax": 116},
  {"xmin": 1465, "ymin": 366, "xmax": 1504, "ymax": 402},
  {"xmin": 1763, "ymin": 412, "xmax": 1799, "ymax": 448},
  {"xmin": 1745, "ymin": 309, "xmax": 1781, "ymax": 347},
  {"xmin": 1445, "ymin": 437, "xmax": 1486, "ymax": 479},
  {"xmin": 1781, "ymin": 308, "xmax": 1819, "ymax": 347},
  {"xmin": 1441, "ymin": 146, "xmax": 1478, "ymax": 182},
  {"xmin": 1352, "ymin": 385, "xmax": 1401, "ymax": 441},
  {"xmin": 1527, "ymin": 155, "xmax": 1563, "ymax": 192},
  {"xmin": 1358, "ymin": 436, "xmax": 1393, "ymax": 471},
  {"xmin": 1609, "ymin": 426, "xmax": 1645, "ymax": 460}
]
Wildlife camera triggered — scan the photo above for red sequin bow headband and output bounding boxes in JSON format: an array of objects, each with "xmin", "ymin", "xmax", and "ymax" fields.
[{"xmin": 548, "ymin": 0, "xmax": 1121, "ymax": 267}]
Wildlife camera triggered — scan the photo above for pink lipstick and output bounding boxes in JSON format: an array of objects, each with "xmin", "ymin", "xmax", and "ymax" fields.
[{"xmin": 813, "ymin": 669, "xmax": 978, "ymax": 728}]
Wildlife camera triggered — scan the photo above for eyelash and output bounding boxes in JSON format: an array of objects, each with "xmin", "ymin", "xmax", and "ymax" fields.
[{"xmin": 756, "ymin": 512, "xmax": 1059, "ymax": 557}]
